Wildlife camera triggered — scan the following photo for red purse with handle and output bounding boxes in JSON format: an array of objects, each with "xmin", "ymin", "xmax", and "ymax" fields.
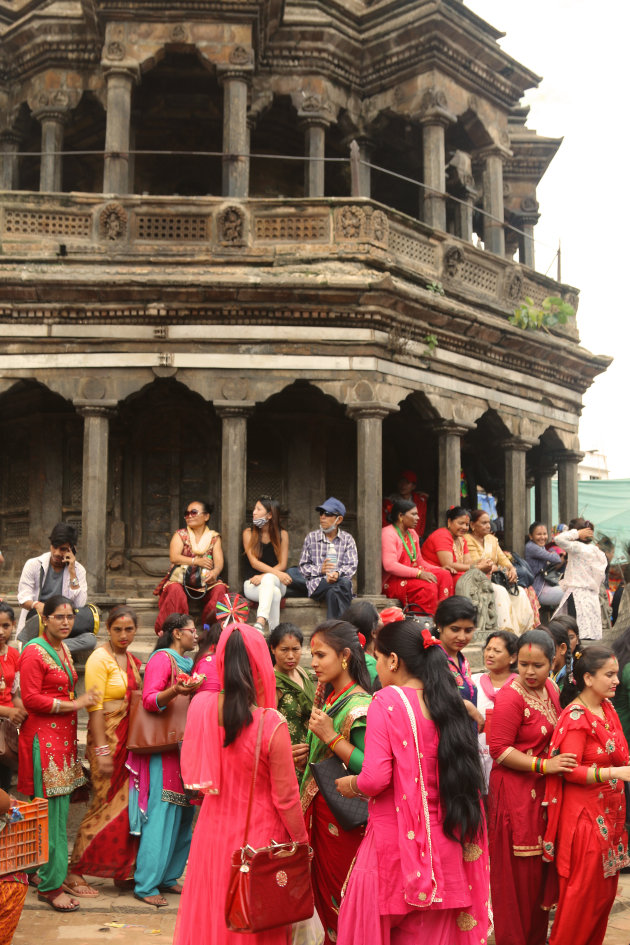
[{"xmin": 225, "ymin": 710, "xmax": 314, "ymax": 933}]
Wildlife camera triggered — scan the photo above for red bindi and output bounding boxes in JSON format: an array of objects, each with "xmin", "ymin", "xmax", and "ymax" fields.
[{"xmin": 528, "ymin": 643, "xmax": 532, "ymax": 651}]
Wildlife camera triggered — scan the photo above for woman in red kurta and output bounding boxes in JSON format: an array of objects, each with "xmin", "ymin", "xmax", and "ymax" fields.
[
  {"xmin": 0, "ymin": 603, "xmax": 26, "ymax": 793},
  {"xmin": 381, "ymin": 499, "xmax": 452, "ymax": 615},
  {"xmin": 17, "ymin": 595, "xmax": 98, "ymax": 912},
  {"xmin": 543, "ymin": 646, "xmax": 630, "ymax": 945},
  {"xmin": 487, "ymin": 629, "xmax": 577, "ymax": 945}
]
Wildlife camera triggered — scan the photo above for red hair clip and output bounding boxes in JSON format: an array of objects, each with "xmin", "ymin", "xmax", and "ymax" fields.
[
  {"xmin": 421, "ymin": 628, "xmax": 440, "ymax": 649},
  {"xmin": 380, "ymin": 606, "xmax": 405, "ymax": 626}
]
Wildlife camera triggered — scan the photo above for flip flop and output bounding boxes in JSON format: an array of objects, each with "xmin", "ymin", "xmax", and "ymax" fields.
[
  {"xmin": 133, "ymin": 892, "xmax": 168, "ymax": 908},
  {"xmin": 158, "ymin": 883, "xmax": 183, "ymax": 895},
  {"xmin": 37, "ymin": 890, "xmax": 80, "ymax": 913},
  {"xmin": 28, "ymin": 873, "xmax": 41, "ymax": 888},
  {"xmin": 61, "ymin": 879, "xmax": 100, "ymax": 898}
]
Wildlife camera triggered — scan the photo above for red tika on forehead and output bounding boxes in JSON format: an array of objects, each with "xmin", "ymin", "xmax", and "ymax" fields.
[{"xmin": 528, "ymin": 643, "xmax": 532, "ymax": 651}]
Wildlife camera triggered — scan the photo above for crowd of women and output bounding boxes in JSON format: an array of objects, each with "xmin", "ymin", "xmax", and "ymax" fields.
[{"xmin": 0, "ymin": 493, "xmax": 623, "ymax": 945}]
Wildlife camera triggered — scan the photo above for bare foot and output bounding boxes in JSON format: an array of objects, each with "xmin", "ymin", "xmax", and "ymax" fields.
[{"xmin": 133, "ymin": 892, "xmax": 168, "ymax": 908}]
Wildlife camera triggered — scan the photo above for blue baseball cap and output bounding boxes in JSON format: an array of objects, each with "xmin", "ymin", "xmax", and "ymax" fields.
[{"xmin": 315, "ymin": 497, "xmax": 346, "ymax": 517}]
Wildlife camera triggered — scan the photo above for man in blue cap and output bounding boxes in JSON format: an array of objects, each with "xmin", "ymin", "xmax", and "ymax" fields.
[{"xmin": 293, "ymin": 497, "xmax": 358, "ymax": 618}]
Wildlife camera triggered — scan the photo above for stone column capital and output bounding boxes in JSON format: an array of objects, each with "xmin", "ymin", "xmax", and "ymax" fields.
[
  {"xmin": 477, "ymin": 144, "xmax": 511, "ymax": 163},
  {"xmin": 32, "ymin": 108, "xmax": 71, "ymax": 126},
  {"xmin": 215, "ymin": 401, "xmax": 255, "ymax": 419},
  {"xmin": 555, "ymin": 449, "xmax": 585, "ymax": 466},
  {"xmin": 346, "ymin": 403, "xmax": 397, "ymax": 421},
  {"xmin": 74, "ymin": 400, "xmax": 118, "ymax": 419},
  {"xmin": 433, "ymin": 420, "xmax": 475, "ymax": 438},
  {"xmin": 501, "ymin": 436, "xmax": 535, "ymax": 453},
  {"xmin": 536, "ymin": 463, "xmax": 557, "ymax": 478},
  {"xmin": 102, "ymin": 63, "xmax": 141, "ymax": 85},
  {"xmin": 0, "ymin": 129, "xmax": 22, "ymax": 146},
  {"xmin": 218, "ymin": 65, "xmax": 254, "ymax": 85},
  {"xmin": 417, "ymin": 87, "xmax": 456, "ymax": 127}
]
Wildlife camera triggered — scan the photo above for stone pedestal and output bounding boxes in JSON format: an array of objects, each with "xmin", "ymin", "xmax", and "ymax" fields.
[
  {"xmin": 219, "ymin": 67, "xmax": 251, "ymax": 198},
  {"xmin": 0, "ymin": 132, "xmax": 20, "ymax": 190},
  {"xmin": 216, "ymin": 402, "xmax": 254, "ymax": 588},
  {"xmin": 556, "ymin": 450, "xmax": 584, "ymax": 526},
  {"xmin": 503, "ymin": 439, "xmax": 531, "ymax": 555},
  {"xmin": 535, "ymin": 465, "xmax": 556, "ymax": 529},
  {"xmin": 103, "ymin": 67, "xmax": 136, "ymax": 195},
  {"xmin": 77, "ymin": 403, "xmax": 116, "ymax": 593},
  {"xmin": 35, "ymin": 111, "xmax": 66, "ymax": 192},
  {"xmin": 433, "ymin": 421, "xmax": 473, "ymax": 515},
  {"xmin": 348, "ymin": 404, "xmax": 394, "ymax": 595},
  {"xmin": 480, "ymin": 147, "xmax": 507, "ymax": 256}
]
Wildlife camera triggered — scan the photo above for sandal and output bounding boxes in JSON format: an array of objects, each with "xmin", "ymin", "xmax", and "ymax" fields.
[
  {"xmin": 38, "ymin": 889, "xmax": 80, "ymax": 913},
  {"xmin": 62, "ymin": 877, "xmax": 100, "ymax": 898},
  {"xmin": 158, "ymin": 883, "xmax": 183, "ymax": 895},
  {"xmin": 133, "ymin": 892, "xmax": 168, "ymax": 908},
  {"xmin": 27, "ymin": 873, "xmax": 41, "ymax": 888}
]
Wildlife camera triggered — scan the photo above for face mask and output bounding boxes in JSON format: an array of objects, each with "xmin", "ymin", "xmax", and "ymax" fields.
[
  {"xmin": 322, "ymin": 519, "xmax": 339, "ymax": 534},
  {"xmin": 253, "ymin": 517, "xmax": 268, "ymax": 528}
]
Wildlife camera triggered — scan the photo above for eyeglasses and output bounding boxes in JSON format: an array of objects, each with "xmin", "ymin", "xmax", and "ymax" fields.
[
  {"xmin": 184, "ymin": 509, "xmax": 202, "ymax": 517},
  {"xmin": 48, "ymin": 613, "xmax": 75, "ymax": 622}
]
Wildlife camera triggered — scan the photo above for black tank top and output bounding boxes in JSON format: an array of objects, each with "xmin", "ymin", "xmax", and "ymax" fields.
[{"xmin": 243, "ymin": 531, "xmax": 279, "ymax": 581}]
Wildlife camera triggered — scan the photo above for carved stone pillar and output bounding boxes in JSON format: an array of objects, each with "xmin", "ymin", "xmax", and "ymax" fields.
[
  {"xmin": 301, "ymin": 119, "xmax": 327, "ymax": 197},
  {"xmin": 216, "ymin": 402, "xmax": 254, "ymax": 588},
  {"xmin": 76, "ymin": 403, "xmax": 116, "ymax": 593},
  {"xmin": 556, "ymin": 450, "xmax": 584, "ymax": 525},
  {"xmin": 419, "ymin": 90, "xmax": 455, "ymax": 230},
  {"xmin": 433, "ymin": 421, "xmax": 473, "ymax": 516},
  {"xmin": 535, "ymin": 464, "xmax": 556, "ymax": 530},
  {"xmin": 0, "ymin": 131, "xmax": 21, "ymax": 190},
  {"xmin": 347, "ymin": 404, "xmax": 396, "ymax": 595},
  {"xmin": 34, "ymin": 110, "xmax": 67, "ymax": 192},
  {"xmin": 503, "ymin": 438, "xmax": 531, "ymax": 555},
  {"xmin": 480, "ymin": 147, "xmax": 507, "ymax": 256},
  {"xmin": 103, "ymin": 66, "xmax": 137, "ymax": 195},
  {"xmin": 218, "ymin": 51, "xmax": 253, "ymax": 199}
]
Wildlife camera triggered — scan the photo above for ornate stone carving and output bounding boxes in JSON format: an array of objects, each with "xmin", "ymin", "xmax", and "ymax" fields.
[
  {"xmin": 171, "ymin": 25, "xmax": 187, "ymax": 41},
  {"xmin": 99, "ymin": 203, "xmax": 127, "ymax": 241},
  {"xmin": 521, "ymin": 195, "xmax": 539, "ymax": 213},
  {"xmin": 229, "ymin": 46, "xmax": 253, "ymax": 66},
  {"xmin": 218, "ymin": 205, "xmax": 245, "ymax": 244},
  {"xmin": 499, "ymin": 129, "xmax": 511, "ymax": 148},
  {"xmin": 443, "ymin": 245, "xmax": 464, "ymax": 278},
  {"xmin": 336, "ymin": 206, "xmax": 364, "ymax": 239},
  {"xmin": 421, "ymin": 87, "xmax": 448, "ymax": 111},
  {"xmin": 370, "ymin": 209, "xmax": 388, "ymax": 244},
  {"xmin": 105, "ymin": 41, "xmax": 126, "ymax": 61},
  {"xmin": 506, "ymin": 271, "xmax": 523, "ymax": 302},
  {"xmin": 456, "ymin": 569, "xmax": 498, "ymax": 636},
  {"xmin": 446, "ymin": 150, "xmax": 475, "ymax": 191}
]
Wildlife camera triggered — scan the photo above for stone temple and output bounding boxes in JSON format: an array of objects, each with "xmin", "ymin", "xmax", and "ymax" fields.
[{"xmin": 0, "ymin": 0, "xmax": 610, "ymax": 611}]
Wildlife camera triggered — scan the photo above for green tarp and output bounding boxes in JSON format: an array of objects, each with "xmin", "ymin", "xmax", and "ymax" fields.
[{"xmin": 531, "ymin": 479, "xmax": 630, "ymax": 561}]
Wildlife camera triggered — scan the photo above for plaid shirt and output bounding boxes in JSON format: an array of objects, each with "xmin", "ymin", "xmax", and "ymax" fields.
[{"xmin": 298, "ymin": 529, "xmax": 358, "ymax": 595}]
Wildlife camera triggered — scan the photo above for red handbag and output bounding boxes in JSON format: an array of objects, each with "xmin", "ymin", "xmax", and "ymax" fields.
[
  {"xmin": 127, "ymin": 654, "xmax": 189, "ymax": 754},
  {"xmin": 225, "ymin": 711, "xmax": 314, "ymax": 933}
]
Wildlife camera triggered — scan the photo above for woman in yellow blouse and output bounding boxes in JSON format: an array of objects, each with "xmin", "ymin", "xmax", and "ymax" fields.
[
  {"xmin": 467, "ymin": 511, "xmax": 534, "ymax": 635},
  {"xmin": 67, "ymin": 605, "xmax": 143, "ymax": 893}
]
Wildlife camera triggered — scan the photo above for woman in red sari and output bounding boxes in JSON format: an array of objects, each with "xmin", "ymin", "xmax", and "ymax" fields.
[
  {"xmin": 488, "ymin": 629, "xmax": 577, "ymax": 945},
  {"xmin": 543, "ymin": 646, "xmax": 630, "ymax": 945},
  {"xmin": 68, "ymin": 605, "xmax": 143, "ymax": 891},
  {"xmin": 422, "ymin": 507, "xmax": 492, "ymax": 588},
  {"xmin": 381, "ymin": 499, "xmax": 452, "ymax": 614}
]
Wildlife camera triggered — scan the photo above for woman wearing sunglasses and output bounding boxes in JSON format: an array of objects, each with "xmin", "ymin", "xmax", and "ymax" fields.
[{"xmin": 154, "ymin": 501, "xmax": 227, "ymax": 634}]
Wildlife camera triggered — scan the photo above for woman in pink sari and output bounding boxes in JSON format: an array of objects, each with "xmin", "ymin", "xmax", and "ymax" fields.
[
  {"xmin": 174, "ymin": 621, "xmax": 307, "ymax": 945},
  {"xmin": 335, "ymin": 615, "xmax": 490, "ymax": 945}
]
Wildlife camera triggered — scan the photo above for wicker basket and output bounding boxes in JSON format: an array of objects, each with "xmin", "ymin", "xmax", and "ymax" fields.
[{"xmin": 0, "ymin": 799, "xmax": 49, "ymax": 873}]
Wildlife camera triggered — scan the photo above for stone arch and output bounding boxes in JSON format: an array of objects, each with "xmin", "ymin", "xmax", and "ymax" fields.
[
  {"xmin": 0, "ymin": 380, "xmax": 81, "ymax": 570},
  {"xmin": 250, "ymin": 381, "xmax": 355, "ymax": 556},
  {"xmin": 250, "ymin": 94, "xmax": 304, "ymax": 197},
  {"xmin": 462, "ymin": 408, "xmax": 512, "ymax": 509},
  {"xmin": 112, "ymin": 378, "xmax": 221, "ymax": 580}
]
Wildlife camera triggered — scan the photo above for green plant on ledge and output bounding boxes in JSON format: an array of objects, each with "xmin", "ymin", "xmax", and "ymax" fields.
[
  {"xmin": 424, "ymin": 333, "xmax": 438, "ymax": 356},
  {"xmin": 426, "ymin": 281, "xmax": 445, "ymax": 295},
  {"xmin": 509, "ymin": 296, "xmax": 575, "ymax": 332}
]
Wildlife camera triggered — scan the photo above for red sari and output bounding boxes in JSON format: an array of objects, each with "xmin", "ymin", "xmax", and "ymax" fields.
[
  {"xmin": 543, "ymin": 700, "xmax": 629, "ymax": 945},
  {"xmin": 488, "ymin": 677, "xmax": 560, "ymax": 945},
  {"xmin": 70, "ymin": 654, "xmax": 143, "ymax": 882},
  {"xmin": 421, "ymin": 528, "xmax": 466, "ymax": 589}
]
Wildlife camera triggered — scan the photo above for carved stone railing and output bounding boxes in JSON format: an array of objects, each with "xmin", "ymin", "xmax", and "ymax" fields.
[{"xmin": 0, "ymin": 192, "xmax": 578, "ymax": 336}]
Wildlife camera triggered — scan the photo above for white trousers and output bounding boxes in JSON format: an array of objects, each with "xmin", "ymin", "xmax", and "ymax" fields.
[
  {"xmin": 243, "ymin": 573, "xmax": 287, "ymax": 630},
  {"xmin": 493, "ymin": 584, "xmax": 535, "ymax": 635}
]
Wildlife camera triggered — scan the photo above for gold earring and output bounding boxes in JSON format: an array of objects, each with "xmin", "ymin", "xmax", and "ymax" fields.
[{"xmin": 341, "ymin": 658, "xmax": 348, "ymax": 670}]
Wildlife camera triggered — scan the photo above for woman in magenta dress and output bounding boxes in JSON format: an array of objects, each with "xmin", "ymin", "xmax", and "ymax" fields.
[
  {"xmin": 174, "ymin": 621, "xmax": 307, "ymax": 945},
  {"xmin": 381, "ymin": 499, "xmax": 452, "ymax": 614},
  {"xmin": 422, "ymin": 507, "xmax": 492, "ymax": 588},
  {"xmin": 543, "ymin": 646, "xmax": 630, "ymax": 945},
  {"xmin": 335, "ymin": 614, "xmax": 490, "ymax": 945},
  {"xmin": 488, "ymin": 629, "xmax": 578, "ymax": 945}
]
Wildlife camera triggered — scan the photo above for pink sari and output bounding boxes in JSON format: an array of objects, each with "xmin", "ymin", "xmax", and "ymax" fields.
[
  {"xmin": 338, "ymin": 686, "xmax": 491, "ymax": 945},
  {"xmin": 174, "ymin": 624, "xmax": 308, "ymax": 945}
]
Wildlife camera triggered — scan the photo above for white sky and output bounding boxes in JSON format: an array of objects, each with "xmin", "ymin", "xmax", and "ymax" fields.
[{"xmin": 469, "ymin": 0, "xmax": 630, "ymax": 477}]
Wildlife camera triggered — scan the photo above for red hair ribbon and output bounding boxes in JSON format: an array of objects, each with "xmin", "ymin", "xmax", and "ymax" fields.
[
  {"xmin": 380, "ymin": 606, "xmax": 405, "ymax": 626},
  {"xmin": 421, "ymin": 628, "xmax": 440, "ymax": 649},
  {"xmin": 216, "ymin": 593, "xmax": 250, "ymax": 626},
  {"xmin": 357, "ymin": 632, "xmax": 367, "ymax": 648}
]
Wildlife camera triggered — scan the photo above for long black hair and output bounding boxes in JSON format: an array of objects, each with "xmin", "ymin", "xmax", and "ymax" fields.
[
  {"xmin": 340, "ymin": 600, "xmax": 380, "ymax": 641},
  {"xmin": 310, "ymin": 619, "xmax": 372, "ymax": 697},
  {"xmin": 193, "ymin": 621, "xmax": 223, "ymax": 668},
  {"xmin": 561, "ymin": 645, "xmax": 615, "ymax": 708},
  {"xmin": 543, "ymin": 620, "xmax": 572, "ymax": 683},
  {"xmin": 223, "ymin": 628, "xmax": 256, "ymax": 747},
  {"xmin": 376, "ymin": 617, "xmax": 484, "ymax": 843},
  {"xmin": 153, "ymin": 613, "xmax": 192, "ymax": 651}
]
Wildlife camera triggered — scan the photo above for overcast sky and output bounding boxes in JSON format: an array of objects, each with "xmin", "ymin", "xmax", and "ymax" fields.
[{"xmin": 469, "ymin": 1, "xmax": 629, "ymax": 477}]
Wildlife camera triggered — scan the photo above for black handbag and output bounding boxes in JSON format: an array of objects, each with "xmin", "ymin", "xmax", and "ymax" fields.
[
  {"xmin": 541, "ymin": 564, "xmax": 561, "ymax": 587},
  {"xmin": 491, "ymin": 569, "xmax": 519, "ymax": 596},
  {"xmin": 309, "ymin": 754, "xmax": 368, "ymax": 831}
]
